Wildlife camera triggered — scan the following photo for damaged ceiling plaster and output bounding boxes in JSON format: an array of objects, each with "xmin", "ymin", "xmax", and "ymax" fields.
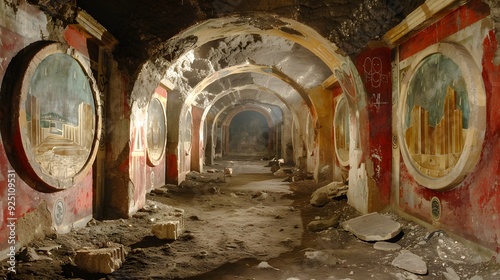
[{"xmin": 30, "ymin": 0, "xmax": 430, "ymax": 124}]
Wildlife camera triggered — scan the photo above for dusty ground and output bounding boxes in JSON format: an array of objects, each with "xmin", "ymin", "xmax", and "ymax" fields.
[{"xmin": 2, "ymin": 159, "xmax": 500, "ymax": 280}]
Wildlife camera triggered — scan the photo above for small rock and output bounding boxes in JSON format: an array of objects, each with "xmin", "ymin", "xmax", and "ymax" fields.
[
  {"xmin": 256, "ymin": 261, "xmax": 279, "ymax": 270},
  {"xmin": 18, "ymin": 247, "xmax": 52, "ymax": 262},
  {"xmin": 469, "ymin": 276, "xmax": 483, "ymax": 280},
  {"xmin": 310, "ymin": 181, "xmax": 348, "ymax": 207},
  {"xmin": 307, "ymin": 214, "xmax": 340, "ymax": 232},
  {"xmin": 391, "ymin": 250, "xmax": 427, "ymax": 275},
  {"xmin": 152, "ymin": 221, "xmax": 180, "ymax": 240},
  {"xmin": 374, "ymin": 241, "xmax": 401, "ymax": 251},
  {"xmin": 208, "ymin": 186, "xmax": 220, "ymax": 194}
]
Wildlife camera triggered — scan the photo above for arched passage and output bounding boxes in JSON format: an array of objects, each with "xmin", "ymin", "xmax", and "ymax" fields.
[{"xmin": 160, "ymin": 15, "xmax": 363, "ymax": 186}]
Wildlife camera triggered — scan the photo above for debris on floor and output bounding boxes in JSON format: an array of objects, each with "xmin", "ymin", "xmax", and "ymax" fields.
[
  {"xmin": 307, "ymin": 214, "xmax": 340, "ymax": 232},
  {"xmin": 74, "ymin": 242, "xmax": 126, "ymax": 274},
  {"xmin": 17, "ymin": 247, "xmax": 53, "ymax": 262},
  {"xmin": 3, "ymin": 160, "xmax": 500, "ymax": 280},
  {"xmin": 256, "ymin": 261, "xmax": 279, "ymax": 270},
  {"xmin": 373, "ymin": 241, "xmax": 402, "ymax": 251},
  {"xmin": 391, "ymin": 250, "xmax": 428, "ymax": 275},
  {"xmin": 152, "ymin": 221, "xmax": 180, "ymax": 240},
  {"xmin": 341, "ymin": 212, "xmax": 402, "ymax": 241},
  {"xmin": 310, "ymin": 181, "xmax": 348, "ymax": 207}
]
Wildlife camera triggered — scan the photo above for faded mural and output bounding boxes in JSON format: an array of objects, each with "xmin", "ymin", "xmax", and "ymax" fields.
[
  {"xmin": 404, "ymin": 53, "xmax": 469, "ymax": 178},
  {"xmin": 146, "ymin": 97, "xmax": 166, "ymax": 164},
  {"xmin": 25, "ymin": 53, "xmax": 95, "ymax": 179},
  {"xmin": 334, "ymin": 96, "xmax": 350, "ymax": 166}
]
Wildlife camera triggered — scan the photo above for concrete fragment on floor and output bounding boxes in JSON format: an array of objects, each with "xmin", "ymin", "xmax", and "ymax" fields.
[
  {"xmin": 152, "ymin": 221, "xmax": 180, "ymax": 240},
  {"xmin": 374, "ymin": 241, "xmax": 402, "ymax": 251},
  {"xmin": 391, "ymin": 250, "xmax": 427, "ymax": 275},
  {"xmin": 341, "ymin": 212, "xmax": 401, "ymax": 241},
  {"xmin": 74, "ymin": 243, "xmax": 126, "ymax": 274}
]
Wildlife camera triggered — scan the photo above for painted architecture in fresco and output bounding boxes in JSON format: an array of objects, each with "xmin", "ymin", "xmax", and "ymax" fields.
[
  {"xmin": 25, "ymin": 53, "xmax": 95, "ymax": 179},
  {"xmin": 403, "ymin": 54, "xmax": 469, "ymax": 178}
]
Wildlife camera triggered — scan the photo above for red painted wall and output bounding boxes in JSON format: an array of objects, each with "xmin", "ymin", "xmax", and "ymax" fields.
[
  {"xmin": 354, "ymin": 47, "xmax": 393, "ymax": 210},
  {"xmin": 397, "ymin": 0, "xmax": 500, "ymax": 254},
  {"xmin": 0, "ymin": 5, "xmax": 93, "ymax": 255}
]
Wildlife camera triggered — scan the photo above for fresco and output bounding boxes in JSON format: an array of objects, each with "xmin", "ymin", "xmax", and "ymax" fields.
[
  {"xmin": 184, "ymin": 110, "xmax": 192, "ymax": 154},
  {"xmin": 146, "ymin": 97, "xmax": 166, "ymax": 164},
  {"xmin": 334, "ymin": 96, "xmax": 350, "ymax": 166},
  {"xmin": 404, "ymin": 53, "xmax": 469, "ymax": 178},
  {"xmin": 24, "ymin": 53, "xmax": 95, "ymax": 179}
]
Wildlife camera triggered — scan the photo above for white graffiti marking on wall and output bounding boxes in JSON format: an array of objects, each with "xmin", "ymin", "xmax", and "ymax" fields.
[{"xmin": 363, "ymin": 57, "xmax": 388, "ymax": 88}]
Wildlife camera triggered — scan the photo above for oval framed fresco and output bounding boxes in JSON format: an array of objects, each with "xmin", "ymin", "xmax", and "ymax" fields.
[
  {"xmin": 11, "ymin": 43, "xmax": 102, "ymax": 191},
  {"xmin": 397, "ymin": 42, "xmax": 486, "ymax": 190},
  {"xmin": 334, "ymin": 96, "xmax": 350, "ymax": 167},
  {"xmin": 184, "ymin": 110, "xmax": 193, "ymax": 155},
  {"xmin": 146, "ymin": 96, "xmax": 167, "ymax": 166}
]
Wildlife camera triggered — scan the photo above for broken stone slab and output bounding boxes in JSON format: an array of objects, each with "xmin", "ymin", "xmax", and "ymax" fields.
[
  {"xmin": 374, "ymin": 241, "xmax": 402, "ymax": 251},
  {"xmin": 74, "ymin": 243, "xmax": 126, "ymax": 274},
  {"xmin": 310, "ymin": 181, "xmax": 348, "ymax": 207},
  {"xmin": 391, "ymin": 250, "xmax": 427, "ymax": 275},
  {"xmin": 307, "ymin": 214, "xmax": 340, "ymax": 232},
  {"xmin": 442, "ymin": 267, "xmax": 460, "ymax": 280},
  {"xmin": 152, "ymin": 221, "xmax": 180, "ymax": 240},
  {"xmin": 341, "ymin": 212, "xmax": 402, "ymax": 241}
]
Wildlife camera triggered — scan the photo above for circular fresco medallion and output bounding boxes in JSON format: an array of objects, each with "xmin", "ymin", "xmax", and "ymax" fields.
[
  {"xmin": 398, "ymin": 43, "xmax": 485, "ymax": 190},
  {"xmin": 12, "ymin": 43, "xmax": 101, "ymax": 191}
]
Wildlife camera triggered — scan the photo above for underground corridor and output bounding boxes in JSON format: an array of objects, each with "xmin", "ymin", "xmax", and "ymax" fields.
[{"xmin": 1, "ymin": 0, "xmax": 500, "ymax": 279}]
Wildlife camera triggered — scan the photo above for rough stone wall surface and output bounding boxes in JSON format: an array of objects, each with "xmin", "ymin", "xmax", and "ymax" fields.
[{"xmin": 70, "ymin": 0, "xmax": 424, "ymax": 73}]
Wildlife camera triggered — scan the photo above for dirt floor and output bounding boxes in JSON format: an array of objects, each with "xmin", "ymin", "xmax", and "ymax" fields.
[{"xmin": 2, "ymin": 159, "xmax": 500, "ymax": 280}]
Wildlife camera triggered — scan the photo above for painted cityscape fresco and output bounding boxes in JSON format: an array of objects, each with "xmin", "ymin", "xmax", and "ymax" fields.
[
  {"xmin": 404, "ymin": 53, "xmax": 469, "ymax": 177},
  {"xmin": 25, "ymin": 53, "xmax": 95, "ymax": 179}
]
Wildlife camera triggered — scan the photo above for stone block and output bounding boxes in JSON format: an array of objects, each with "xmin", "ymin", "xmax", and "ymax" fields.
[
  {"xmin": 74, "ymin": 243, "xmax": 126, "ymax": 274},
  {"xmin": 152, "ymin": 221, "xmax": 179, "ymax": 240}
]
